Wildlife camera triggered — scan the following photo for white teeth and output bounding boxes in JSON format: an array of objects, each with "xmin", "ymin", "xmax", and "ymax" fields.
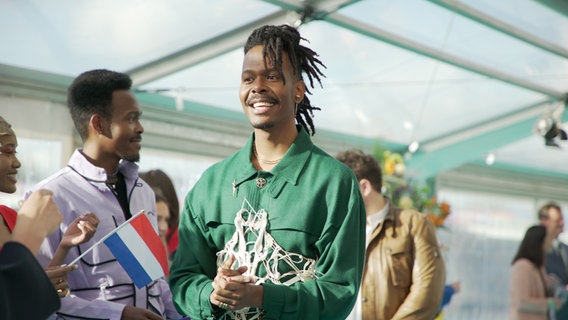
[{"xmin": 253, "ymin": 101, "xmax": 274, "ymax": 108}]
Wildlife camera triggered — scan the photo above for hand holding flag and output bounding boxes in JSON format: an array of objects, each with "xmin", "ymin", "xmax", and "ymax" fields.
[{"xmin": 70, "ymin": 210, "xmax": 169, "ymax": 288}]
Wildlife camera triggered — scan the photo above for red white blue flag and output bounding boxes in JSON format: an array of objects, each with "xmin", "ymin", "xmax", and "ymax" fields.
[{"xmin": 103, "ymin": 211, "xmax": 169, "ymax": 288}]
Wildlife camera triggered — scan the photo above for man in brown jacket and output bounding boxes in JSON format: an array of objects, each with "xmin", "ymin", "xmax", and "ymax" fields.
[{"xmin": 337, "ymin": 149, "xmax": 445, "ymax": 320}]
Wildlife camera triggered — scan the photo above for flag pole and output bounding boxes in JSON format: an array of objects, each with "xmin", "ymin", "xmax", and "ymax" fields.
[{"xmin": 68, "ymin": 210, "xmax": 145, "ymax": 266}]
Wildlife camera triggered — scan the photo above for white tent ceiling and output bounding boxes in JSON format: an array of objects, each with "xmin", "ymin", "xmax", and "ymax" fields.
[{"xmin": 1, "ymin": 0, "xmax": 567, "ymax": 179}]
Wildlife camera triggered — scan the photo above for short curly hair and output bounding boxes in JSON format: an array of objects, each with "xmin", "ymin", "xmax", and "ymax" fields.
[
  {"xmin": 67, "ymin": 69, "xmax": 132, "ymax": 141},
  {"xmin": 336, "ymin": 149, "xmax": 382, "ymax": 192}
]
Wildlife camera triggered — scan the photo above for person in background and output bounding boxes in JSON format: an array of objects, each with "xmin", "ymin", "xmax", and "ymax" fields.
[
  {"xmin": 1, "ymin": 189, "xmax": 63, "ymax": 320},
  {"xmin": 170, "ymin": 25, "xmax": 366, "ymax": 320},
  {"xmin": 0, "ymin": 115, "xmax": 98, "ymax": 298},
  {"xmin": 153, "ymin": 191, "xmax": 170, "ymax": 257},
  {"xmin": 435, "ymin": 281, "xmax": 461, "ymax": 320},
  {"xmin": 539, "ymin": 202, "xmax": 568, "ymax": 319},
  {"xmin": 140, "ymin": 169, "xmax": 180, "ymax": 259},
  {"xmin": 336, "ymin": 149, "xmax": 445, "ymax": 320},
  {"xmin": 510, "ymin": 225, "xmax": 565, "ymax": 319},
  {"xmin": 26, "ymin": 70, "xmax": 181, "ymax": 320}
]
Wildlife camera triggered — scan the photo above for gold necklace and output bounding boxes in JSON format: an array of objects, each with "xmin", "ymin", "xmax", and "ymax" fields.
[{"xmin": 253, "ymin": 141, "xmax": 282, "ymax": 165}]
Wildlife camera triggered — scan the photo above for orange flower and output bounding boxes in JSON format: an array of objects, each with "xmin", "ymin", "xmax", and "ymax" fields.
[
  {"xmin": 440, "ymin": 202, "xmax": 451, "ymax": 216},
  {"xmin": 427, "ymin": 213, "xmax": 444, "ymax": 227},
  {"xmin": 376, "ymin": 148, "xmax": 452, "ymax": 229}
]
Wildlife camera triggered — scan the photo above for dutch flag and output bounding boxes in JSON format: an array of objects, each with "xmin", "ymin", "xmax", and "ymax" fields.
[
  {"xmin": 102, "ymin": 211, "xmax": 169, "ymax": 288},
  {"xmin": 69, "ymin": 210, "xmax": 169, "ymax": 288}
]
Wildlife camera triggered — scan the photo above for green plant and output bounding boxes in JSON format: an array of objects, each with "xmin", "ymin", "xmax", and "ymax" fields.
[{"xmin": 374, "ymin": 147, "xmax": 451, "ymax": 228}]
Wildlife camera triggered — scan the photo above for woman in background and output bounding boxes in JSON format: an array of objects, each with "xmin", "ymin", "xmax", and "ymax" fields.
[
  {"xmin": 154, "ymin": 191, "xmax": 170, "ymax": 257},
  {"xmin": 510, "ymin": 225, "xmax": 564, "ymax": 319},
  {"xmin": 140, "ymin": 169, "xmax": 180, "ymax": 259}
]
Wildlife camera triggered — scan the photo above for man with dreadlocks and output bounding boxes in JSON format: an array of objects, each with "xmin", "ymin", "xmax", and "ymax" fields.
[{"xmin": 170, "ymin": 25, "xmax": 366, "ymax": 319}]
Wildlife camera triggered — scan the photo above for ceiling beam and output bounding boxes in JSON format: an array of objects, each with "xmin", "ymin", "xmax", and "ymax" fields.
[
  {"xmin": 427, "ymin": 0, "xmax": 568, "ymax": 60},
  {"xmin": 261, "ymin": 0, "xmax": 362, "ymax": 18},
  {"xmin": 313, "ymin": 4, "xmax": 567, "ymax": 178},
  {"xmin": 130, "ymin": 0, "xmax": 362, "ymax": 87},
  {"xmin": 128, "ymin": 10, "xmax": 295, "ymax": 86},
  {"xmin": 420, "ymin": 99, "xmax": 553, "ymax": 152},
  {"xmin": 406, "ymin": 99, "xmax": 568, "ymax": 178},
  {"xmin": 0, "ymin": 63, "xmax": 71, "ymax": 104},
  {"xmin": 323, "ymin": 12, "xmax": 565, "ymax": 98},
  {"xmin": 136, "ymin": 91, "xmax": 376, "ymax": 157},
  {"xmin": 533, "ymin": 0, "xmax": 568, "ymax": 19}
]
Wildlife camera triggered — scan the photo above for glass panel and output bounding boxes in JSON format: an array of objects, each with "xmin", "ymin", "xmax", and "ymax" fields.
[
  {"xmin": 139, "ymin": 49, "xmax": 243, "ymax": 113},
  {"xmin": 143, "ymin": 21, "xmax": 546, "ymax": 144},
  {"xmin": 340, "ymin": 0, "xmax": 568, "ymax": 93},
  {"xmin": 0, "ymin": 0, "xmax": 278, "ymax": 76},
  {"xmin": 460, "ymin": 0, "xmax": 568, "ymax": 51},
  {"xmin": 0, "ymin": 0, "xmax": 565, "ymax": 183},
  {"xmin": 139, "ymin": 148, "xmax": 220, "ymax": 201},
  {"xmin": 436, "ymin": 188, "xmax": 568, "ymax": 319},
  {"xmin": 298, "ymin": 22, "xmax": 547, "ymax": 142}
]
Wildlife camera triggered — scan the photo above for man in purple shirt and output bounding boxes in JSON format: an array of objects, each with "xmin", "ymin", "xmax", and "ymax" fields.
[{"xmin": 27, "ymin": 69, "xmax": 181, "ymax": 320}]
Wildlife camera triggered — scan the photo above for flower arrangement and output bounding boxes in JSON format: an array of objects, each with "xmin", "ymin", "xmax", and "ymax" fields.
[{"xmin": 376, "ymin": 148, "xmax": 451, "ymax": 228}]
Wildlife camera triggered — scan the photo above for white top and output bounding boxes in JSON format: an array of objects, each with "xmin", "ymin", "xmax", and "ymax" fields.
[{"xmin": 348, "ymin": 201, "xmax": 390, "ymax": 320}]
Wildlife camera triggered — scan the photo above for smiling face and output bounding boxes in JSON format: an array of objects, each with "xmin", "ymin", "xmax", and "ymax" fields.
[
  {"xmin": 0, "ymin": 133, "xmax": 21, "ymax": 194},
  {"xmin": 239, "ymin": 45, "xmax": 304, "ymax": 133},
  {"xmin": 100, "ymin": 90, "xmax": 144, "ymax": 162}
]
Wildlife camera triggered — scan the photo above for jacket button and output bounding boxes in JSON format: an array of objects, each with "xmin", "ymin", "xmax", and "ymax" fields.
[{"xmin": 362, "ymin": 297, "xmax": 368, "ymax": 303}]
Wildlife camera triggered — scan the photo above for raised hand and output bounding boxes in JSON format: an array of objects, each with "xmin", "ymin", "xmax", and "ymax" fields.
[
  {"xmin": 12, "ymin": 189, "xmax": 62, "ymax": 255},
  {"xmin": 60, "ymin": 213, "xmax": 99, "ymax": 248},
  {"xmin": 49, "ymin": 213, "xmax": 99, "ymax": 267}
]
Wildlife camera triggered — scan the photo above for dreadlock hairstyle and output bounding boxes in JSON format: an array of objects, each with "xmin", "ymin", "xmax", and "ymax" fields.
[{"xmin": 244, "ymin": 24, "xmax": 326, "ymax": 136}]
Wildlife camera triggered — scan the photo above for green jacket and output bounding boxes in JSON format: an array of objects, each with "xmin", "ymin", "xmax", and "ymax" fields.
[{"xmin": 170, "ymin": 127, "xmax": 366, "ymax": 320}]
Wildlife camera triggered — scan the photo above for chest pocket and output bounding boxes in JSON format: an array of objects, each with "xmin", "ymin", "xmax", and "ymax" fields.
[
  {"xmin": 268, "ymin": 213, "xmax": 324, "ymax": 259},
  {"xmin": 205, "ymin": 219, "xmax": 238, "ymax": 251},
  {"xmin": 385, "ymin": 240, "xmax": 413, "ymax": 288}
]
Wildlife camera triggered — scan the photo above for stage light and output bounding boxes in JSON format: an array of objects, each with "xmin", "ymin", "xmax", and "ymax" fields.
[
  {"xmin": 485, "ymin": 152, "xmax": 495, "ymax": 166},
  {"xmin": 534, "ymin": 100, "xmax": 567, "ymax": 148},
  {"xmin": 408, "ymin": 141, "xmax": 419, "ymax": 154}
]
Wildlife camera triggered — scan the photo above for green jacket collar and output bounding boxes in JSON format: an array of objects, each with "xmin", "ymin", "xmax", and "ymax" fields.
[{"xmin": 233, "ymin": 126, "xmax": 314, "ymax": 186}]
